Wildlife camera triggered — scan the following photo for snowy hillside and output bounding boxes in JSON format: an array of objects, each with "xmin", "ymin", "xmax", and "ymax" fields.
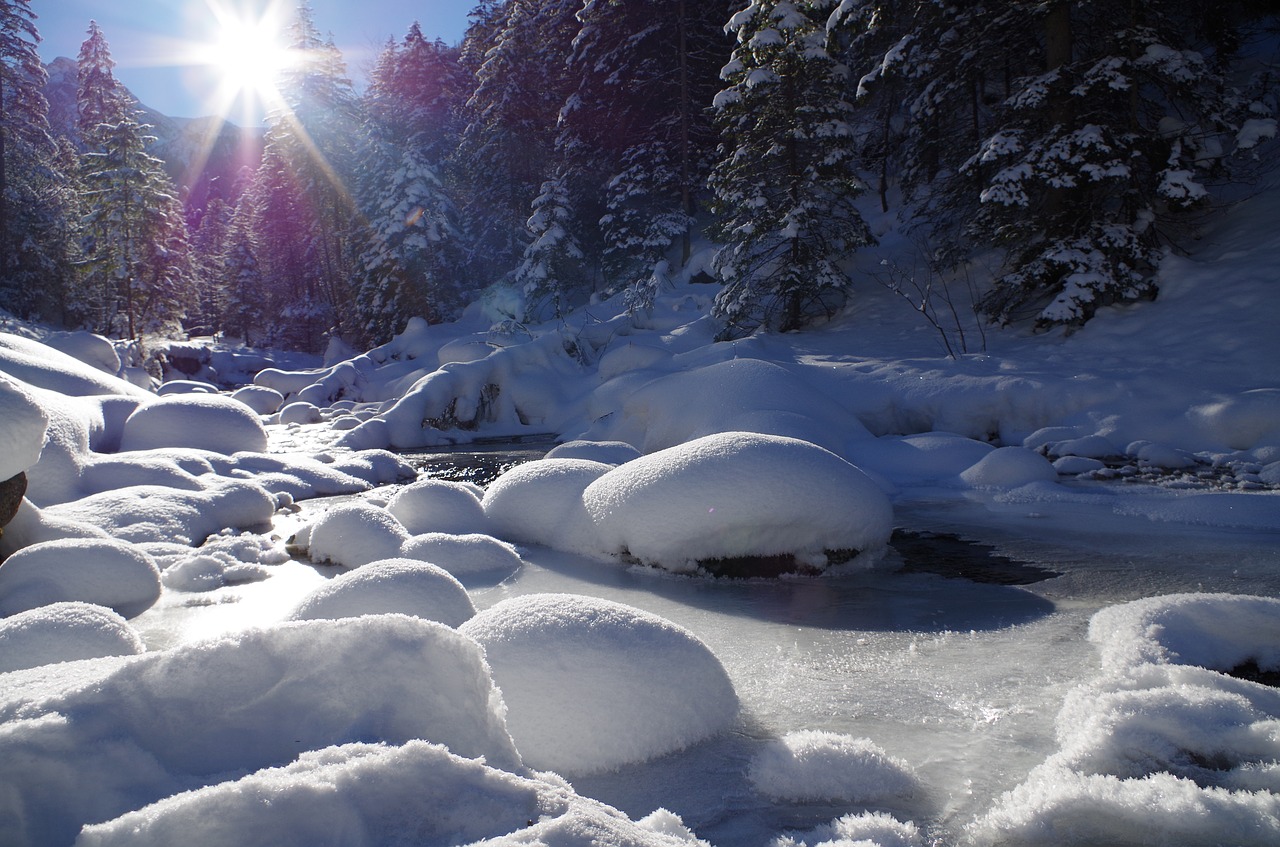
[{"xmin": 1, "ymin": 174, "xmax": 1279, "ymax": 845}]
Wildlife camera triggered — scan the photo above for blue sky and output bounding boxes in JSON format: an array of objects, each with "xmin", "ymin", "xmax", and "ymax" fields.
[{"xmin": 33, "ymin": 1, "xmax": 474, "ymax": 123}]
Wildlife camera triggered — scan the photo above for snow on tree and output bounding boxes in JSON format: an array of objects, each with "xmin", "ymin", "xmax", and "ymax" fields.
[
  {"xmin": 709, "ymin": 0, "xmax": 875, "ymax": 337},
  {"xmin": 558, "ymin": 0, "xmax": 735, "ymax": 310},
  {"xmin": 75, "ymin": 20, "xmax": 127, "ymax": 150},
  {"xmin": 513, "ymin": 172, "xmax": 586, "ymax": 322},
  {"xmin": 220, "ymin": 198, "xmax": 264, "ymax": 346}
]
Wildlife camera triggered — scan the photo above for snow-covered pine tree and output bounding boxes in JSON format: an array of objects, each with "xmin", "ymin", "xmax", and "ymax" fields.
[
  {"xmin": 188, "ymin": 194, "xmax": 231, "ymax": 335},
  {"xmin": 454, "ymin": 0, "xmax": 583, "ymax": 288},
  {"xmin": 709, "ymin": 0, "xmax": 875, "ymax": 337},
  {"xmin": 1, "ymin": 0, "xmax": 76, "ymax": 319},
  {"xmin": 78, "ymin": 114, "xmax": 189, "ymax": 339},
  {"xmin": 559, "ymin": 0, "xmax": 735, "ymax": 310},
  {"xmin": 942, "ymin": 1, "xmax": 1273, "ymax": 327},
  {"xmin": 221, "ymin": 198, "xmax": 264, "ymax": 345},
  {"xmin": 75, "ymin": 20, "xmax": 127, "ymax": 150},
  {"xmin": 512, "ymin": 172, "xmax": 586, "ymax": 321}
]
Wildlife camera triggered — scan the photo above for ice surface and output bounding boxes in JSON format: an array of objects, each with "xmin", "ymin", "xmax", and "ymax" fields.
[{"xmin": 459, "ymin": 593, "xmax": 739, "ymax": 775}]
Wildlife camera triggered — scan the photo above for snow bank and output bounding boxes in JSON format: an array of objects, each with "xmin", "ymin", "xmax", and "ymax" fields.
[
  {"xmin": 304, "ymin": 501, "xmax": 410, "ymax": 567},
  {"xmin": 0, "ymin": 615, "xmax": 520, "ymax": 847},
  {"xmin": 770, "ymin": 812, "xmax": 923, "ymax": 847},
  {"xmin": 287, "ymin": 558, "xmax": 475, "ymax": 626},
  {"xmin": 459, "ymin": 593, "xmax": 739, "ymax": 775},
  {"xmin": 749, "ymin": 730, "xmax": 916, "ymax": 803},
  {"xmin": 974, "ymin": 594, "xmax": 1280, "ymax": 845},
  {"xmin": 0, "ymin": 332, "xmax": 149, "ymax": 398},
  {"xmin": 582, "ymin": 432, "xmax": 893, "ymax": 571},
  {"xmin": 119, "ymin": 394, "xmax": 269, "ymax": 454},
  {"xmin": 77, "ymin": 741, "xmax": 708, "ymax": 847},
  {"xmin": 387, "ymin": 478, "xmax": 489, "ymax": 535},
  {"xmin": 481, "ymin": 458, "xmax": 612, "ymax": 554},
  {"xmin": 0, "ymin": 538, "xmax": 161, "ymax": 618},
  {"xmin": 0, "ymin": 376, "xmax": 48, "ymax": 480},
  {"xmin": 1189, "ymin": 388, "xmax": 1280, "ymax": 450},
  {"xmin": 0, "ymin": 602, "xmax": 144, "ymax": 673},
  {"xmin": 398, "ymin": 532, "xmax": 523, "ymax": 585}
]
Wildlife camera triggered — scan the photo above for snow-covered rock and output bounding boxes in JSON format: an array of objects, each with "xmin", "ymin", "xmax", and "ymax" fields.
[
  {"xmin": 959, "ymin": 446, "xmax": 1058, "ymax": 487},
  {"xmin": 42, "ymin": 331, "xmax": 121, "ymax": 376},
  {"xmin": 398, "ymin": 532, "xmax": 523, "ymax": 585},
  {"xmin": 545, "ymin": 439, "xmax": 642, "ymax": 465},
  {"xmin": 230, "ymin": 385, "xmax": 285, "ymax": 415},
  {"xmin": 386, "ymin": 478, "xmax": 488, "ymax": 535},
  {"xmin": 582, "ymin": 432, "xmax": 893, "ymax": 571},
  {"xmin": 119, "ymin": 394, "xmax": 269, "ymax": 454},
  {"xmin": 481, "ymin": 458, "xmax": 612, "ymax": 554},
  {"xmin": 304, "ymin": 501, "xmax": 410, "ymax": 567},
  {"xmin": 459, "ymin": 593, "xmax": 739, "ymax": 775},
  {"xmin": 0, "ymin": 376, "xmax": 48, "ymax": 480},
  {"xmin": 287, "ymin": 558, "xmax": 475, "ymax": 626},
  {"xmin": 748, "ymin": 730, "xmax": 916, "ymax": 803},
  {"xmin": 278, "ymin": 400, "xmax": 323, "ymax": 425},
  {"xmin": 0, "ymin": 602, "xmax": 145, "ymax": 673},
  {"xmin": 0, "ymin": 538, "xmax": 161, "ymax": 618}
]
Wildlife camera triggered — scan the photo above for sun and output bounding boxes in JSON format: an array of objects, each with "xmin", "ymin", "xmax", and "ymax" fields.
[{"xmin": 195, "ymin": 1, "xmax": 294, "ymax": 121}]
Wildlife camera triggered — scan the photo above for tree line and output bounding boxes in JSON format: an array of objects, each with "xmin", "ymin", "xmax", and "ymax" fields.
[{"xmin": 0, "ymin": 0, "xmax": 1274, "ymax": 352}]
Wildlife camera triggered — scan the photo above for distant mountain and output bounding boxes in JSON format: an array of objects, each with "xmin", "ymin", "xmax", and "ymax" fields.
[{"xmin": 43, "ymin": 57, "xmax": 265, "ymax": 212}]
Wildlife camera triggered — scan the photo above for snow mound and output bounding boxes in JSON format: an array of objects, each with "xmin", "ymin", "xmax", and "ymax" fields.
[
  {"xmin": 1088, "ymin": 593, "xmax": 1280, "ymax": 675},
  {"xmin": 749, "ymin": 730, "xmax": 916, "ymax": 803},
  {"xmin": 230, "ymin": 385, "xmax": 284, "ymax": 415},
  {"xmin": 0, "ymin": 332, "xmax": 148, "ymax": 398},
  {"xmin": 459, "ymin": 593, "xmax": 739, "ymax": 775},
  {"xmin": 77, "ymin": 741, "xmax": 708, "ymax": 847},
  {"xmin": 305, "ymin": 501, "xmax": 410, "ymax": 567},
  {"xmin": 959, "ymin": 445, "xmax": 1058, "ymax": 487},
  {"xmin": 0, "ymin": 538, "xmax": 161, "ymax": 618},
  {"xmin": 582, "ymin": 432, "xmax": 893, "ymax": 571},
  {"xmin": 0, "ymin": 602, "xmax": 144, "ymax": 673},
  {"xmin": 43, "ymin": 331, "xmax": 121, "ymax": 375},
  {"xmin": 0, "ymin": 376, "xmax": 48, "ymax": 480},
  {"xmin": 481, "ymin": 458, "xmax": 612, "ymax": 554},
  {"xmin": 1190, "ymin": 388, "xmax": 1280, "ymax": 450},
  {"xmin": 975, "ymin": 594, "xmax": 1280, "ymax": 846},
  {"xmin": 599, "ymin": 357, "xmax": 872, "ymax": 455},
  {"xmin": 156, "ymin": 379, "xmax": 219, "ymax": 396},
  {"xmin": 398, "ymin": 532, "xmax": 523, "ymax": 585},
  {"xmin": 0, "ymin": 616, "xmax": 520, "ymax": 847},
  {"xmin": 545, "ymin": 439, "xmax": 642, "ymax": 465},
  {"xmin": 387, "ymin": 478, "xmax": 489, "ymax": 535},
  {"xmin": 119, "ymin": 394, "xmax": 269, "ymax": 454},
  {"xmin": 771, "ymin": 812, "xmax": 923, "ymax": 847},
  {"xmin": 287, "ymin": 558, "xmax": 475, "ymax": 626},
  {"xmin": 278, "ymin": 400, "xmax": 323, "ymax": 425},
  {"xmin": 844, "ymin": 432, "xmax": 995, "ymax": 484}
]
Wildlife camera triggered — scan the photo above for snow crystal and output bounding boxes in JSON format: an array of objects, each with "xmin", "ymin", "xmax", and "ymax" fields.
[
  {"xmin": 459, "ymin": 593, "xmax": 738, "ymax": 775},
  {"xmin": 398, "ymin": 532, "xmax": 523, "ymax": 586},
  {"xmin": 958, "ymin": 446, "xmax": 1058, "ymax": 487},
  {"xmin": 287, "ymin": 558, "xmax": 475, "ymax": 626},
  {"xmin": 749, "ymin": 730, "xmax": 916, "ymax": 803},
  {"xmin": 386, "ymin": 478, "xmax": 488, "ymax": 535},
  {"xmin": 119, "ymin": 394, "xmax": 269, "ymax": 454},
  {"xmin": 582, "ymin": 432, "xmax": 892, "ymax": 571},
  {"xmin": 0, "ymin": 615, "xmax": 520, "ymax": 847},
  {"xmin": 481, "ymin": 458, "xmax": 612, "ymax": 555},
  {"xmin": 304, "ymin": 501, "xmax": 409, "ymax": 567},
  {"xmin": 0, "ymin": 602, "xmax": 144, "ymax": 673},
  {"xmin": 0, "ymin": 538, "xmax": 161, "ymax": 619}
]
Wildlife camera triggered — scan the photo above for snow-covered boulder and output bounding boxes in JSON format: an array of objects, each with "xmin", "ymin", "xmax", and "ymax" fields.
[
  {"xmin": 42, "ymin": 331, "xmax": 120, "ymax": 376},
  {"xmin": 278, "ymin": 400, "xmax": 323, "ymax": 425},
  {"xmin": 748, "ymin": 730, "xmax": 916, "ymax": 803},
  {"xmin": 958, "ymin": 446, "xmax": 1058, "ymax": 487},
  {"xmin": 230, "ymin": 385, "xmax": 285, "ymax": 415},
  {"xmin": 387, "ymin": 479, "xmax": 488, "ymax": 535},
  {"xmin": 398, "ymin": 532, "xmax": 523, "ymax": 585},
  {"xmin": 0, "ymin": 332, "xmax": 148, "ymax": 398},
  {"xmin": 156, "ymin": 379, "xmax": 219, "ymax": 396},
  {"xmin": 0, "ymin": 538, "xmax": 161, "ymax": 618},
  {"xmin": 0, "ymin": 376, "xmax": 48, "ymax": 481},
  {"xmin": 305, "ymin": 502, "xmax": 409, "ymax": 567},
  {"xmin": 287, "ymin": 559, "xmax": 475, "ymax": 626},
  {"xmin": 119, "ymin": 394, "xmax": 269, "ymax": 454},
  {"xmin": 582, "ymin": 432, "xmax": 893, "ymax": 572},
  {"xmin": 459, "ymin": 593, "xmax": 738, "ymax": 775},
  {"xmin": 0, "ymin": 601, "xmax": 145, "ymax": 673},
  {"xmin": 481, "ymin": 459, "xmax": 612, "ymax": 554},
  {"xmin": 0, "ymin": 616, "xmax": 522, "ymax": 847},
  {"xmin": 76, "ymin": 740, "xmax": 706, "ymax": 847},
  {"xmin": 1190, "ymin": 388, "xmax": 1280, "ymax": 450},
  {"xmin": 545, "ymin": 439, "xmax": 642, "ymax": 465}
]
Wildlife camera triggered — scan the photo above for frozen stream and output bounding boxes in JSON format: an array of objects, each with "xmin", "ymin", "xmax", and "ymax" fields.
[{"xmin": 129, "ymin": 446, "xmax": 1280, "ymax": 846}]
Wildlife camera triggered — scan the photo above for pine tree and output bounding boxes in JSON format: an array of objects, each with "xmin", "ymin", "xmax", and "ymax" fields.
[
  {"xmin": 559, "ymin": 0, "xmax": 736, "ymax": 307},
  {"xmin": 188, "ymin": 194, "xmax": 231, "ymax": 334},
  {"xmin": 75, "ymin": 20, "xmax": 127, "ymax": 149},
  {"xmin": 221, "ymin": 196, "xmax": 264, "ymax": 345},
  {"xmin": 513, "ymin": 173, "xmax": 586, "ymax": 321},
  {"xmin": 709, "ymin": 0, "xmax": 875, "ymax": 337}
]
